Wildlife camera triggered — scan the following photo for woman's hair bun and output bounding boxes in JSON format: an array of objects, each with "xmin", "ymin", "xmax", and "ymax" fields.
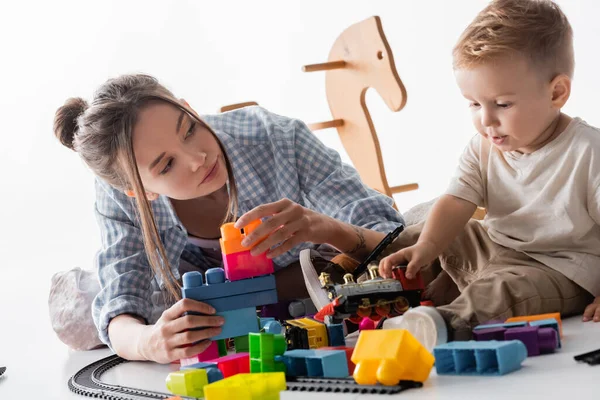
[{"xmin": 53, "ymin": 97, "xmax": 89, "ymax": 151}]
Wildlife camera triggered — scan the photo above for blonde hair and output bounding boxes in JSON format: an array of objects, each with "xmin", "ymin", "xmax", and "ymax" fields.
[
  {"xmin": 53, "ymin": 74, "xmax": 239, "ymax": 300},
  {"xmin": 453, "ymin": 0, "xmax": 574, "ymax": 79}
]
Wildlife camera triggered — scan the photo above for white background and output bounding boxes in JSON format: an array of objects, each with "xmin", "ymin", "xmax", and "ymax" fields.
[{"xmin": 0, "ymin": 0, "xmax": 599, "ymax": 347}]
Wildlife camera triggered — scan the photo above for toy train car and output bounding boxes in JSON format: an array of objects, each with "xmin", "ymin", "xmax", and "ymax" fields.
[
  {"xmin": 314, "ymin": 264, "xmax": 425, "ymax": 324},
  {"xmin": 283, "ymin": 317, "xmax": 345, "ymax": 350}
]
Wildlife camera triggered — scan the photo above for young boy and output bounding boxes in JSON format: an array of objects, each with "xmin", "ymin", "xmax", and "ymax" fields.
[{"xmin": 379, "ymin": 0, "xmax": 600, "ymax": 344}]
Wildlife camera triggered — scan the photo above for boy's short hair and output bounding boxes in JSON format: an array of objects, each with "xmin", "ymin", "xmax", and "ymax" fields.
[{"xmin": 453, "ymin": 0, "xmax": 574, "ymax": 79}]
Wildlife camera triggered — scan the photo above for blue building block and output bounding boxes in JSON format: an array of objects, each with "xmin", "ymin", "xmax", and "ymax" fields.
[
  {"xmin": 190, "ymin": 307, "xmax": 259, "ymax": 341},
  {"xmin": 327, "ymin": 324, "xmax": 345, "ymax": 347},
  {"xmin": 433, "ymin": 340, "xmax": 527, "ymax": 376},
  {"xmin": 260, "ymin": 319, "xmax": 283, "ymax": 334},
  {"xmin": 282, "ymin": 349, "xmax": 349, "ymax": 378},
  {"xmin": 529, "ymin": 318, "xmax": 561, "ymax": 348},
  {"xmin": 182, "ymin": 269, "xmax": 277, "ymax": 312},
  {"xmin": 473, "ymin": 321, "xmax": 528, "ymax": 331}
]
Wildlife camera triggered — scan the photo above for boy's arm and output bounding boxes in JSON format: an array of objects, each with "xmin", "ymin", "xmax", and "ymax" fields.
[
  {"xmin": 379, "ymin": 194, "xmax": 476, "ymax": 278},
  {"xmin": 419, "ymin": 194, "xmax": 477, "ymax": 256}
]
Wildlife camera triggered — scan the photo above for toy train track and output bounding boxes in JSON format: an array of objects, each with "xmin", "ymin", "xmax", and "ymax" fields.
[
  {"xmin": 0, "ymin": 366, "xmax": 6, "ymax": 377},
  {"xmin": 68, "ymin": 355, "xmax": 422, "ymax": 399}
]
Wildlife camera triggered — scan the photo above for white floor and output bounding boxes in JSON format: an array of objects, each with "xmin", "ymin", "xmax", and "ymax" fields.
[{"xmin": 1, "ymin": 265, "xmax": 599, "ymax": 399}]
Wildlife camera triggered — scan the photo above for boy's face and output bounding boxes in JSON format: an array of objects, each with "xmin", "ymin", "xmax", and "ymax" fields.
[{"xmin": 455, "ymin": 55, "xmax": 557, "ymax": 153}]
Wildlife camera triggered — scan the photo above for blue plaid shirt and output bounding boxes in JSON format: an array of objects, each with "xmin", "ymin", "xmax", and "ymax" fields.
[{"xmin": 92, "ymin": 106, "xmax": 404, "ymax": 347}]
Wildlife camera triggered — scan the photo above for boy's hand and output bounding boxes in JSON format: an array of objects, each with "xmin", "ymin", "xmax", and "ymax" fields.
[
  {"xmin": 583, "ymin": 296, "xmax": 600, "ymax": 322},
  {"xmin": 379, "ymin": 241, "xmax": 438, "ymax": 279}
]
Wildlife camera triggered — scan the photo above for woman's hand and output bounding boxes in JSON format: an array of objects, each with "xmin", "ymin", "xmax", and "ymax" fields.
[
  {"xmin": 234, "ymin": 198, "xmax": 337, "ymax": 259},
  {"xmin": 138, "ymin": 298, "xmax": 224, "ymax": 364},
  {"xmin": 378, "ymin": 241, "xmax": 438, "ymax": 279},
  {"xmin": 583, "ymin": 296, "xmax": 600, "ymax": 322}
]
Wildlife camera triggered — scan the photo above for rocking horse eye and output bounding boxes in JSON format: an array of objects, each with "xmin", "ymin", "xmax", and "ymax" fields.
[{"xmin": 377, "ymin": 51, "xmax": 384, "ymax": 60}]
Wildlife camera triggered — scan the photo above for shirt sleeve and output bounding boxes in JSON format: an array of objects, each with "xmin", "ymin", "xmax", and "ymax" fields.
[
  {"xmin": 446, "ymin": 135, "xmax": 485, "ymax": 207},
  {"xmin": 290, "ymin": 118, "xmax": 404, "ymax": 233},
  {"xmin": 91, "ymin": 179, "xmax": 155, "ymax": 349}
]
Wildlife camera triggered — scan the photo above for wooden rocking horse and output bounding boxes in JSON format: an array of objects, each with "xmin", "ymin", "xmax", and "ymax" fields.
[{"xmin": 302, "ymin": 16, "xmax": 418, "ymax": 206}]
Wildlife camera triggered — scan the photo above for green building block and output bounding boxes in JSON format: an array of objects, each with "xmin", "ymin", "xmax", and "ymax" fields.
[
  {"xmin": 249, "ymin": 333, "xmax": 287, "ymax": 373},
  {"xmin": 217, "ymin": 339, "xmax": 228, "ymax": 357},
  {"xmin": 234, "ymin": 335, "xmax": 249, "ymax": 353}
]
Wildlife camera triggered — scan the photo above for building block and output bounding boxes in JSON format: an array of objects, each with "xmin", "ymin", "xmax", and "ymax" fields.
[
  {"xmin": 326, "ymin": 324, "xmax": 345, "ymax": 347},
  {"xmin": 249, "ymin": 333, "xmax": 287, "ymax": 373},
  {"xmin": 179, "ymin": 364, "xmax": 223, "ymax": 384},
  {"xmin": 181, "ymin": 341, "xmax": 220, "ymax": 366},
  {"xmin": 505, "ymin": 313, "xmax": 562, "ymax": 337},
  {"xmin": 220, "ymin": 221, "xmax": 274, "ymax": 281},
  {"xmin": 263, "ymin": 320, "xmax": 283, "ymax": 334},
  {"xmin": 166, "ymin": 369, "xmax": 209, "ymax": 398},
  {"xmin": 504, "ymin": 326, "xmax": 558, "ymax": 356},
  {"xmin": 203, "ymin": 372, "xmax": 286, "ymax": 400},
  {"xmin": 472, "ymin": 327, "xmax": 506, "ymax": 341},
  {"xmin": 211, "ymin": 307, "xmax": 260, "ymax": 341},
  {"xmin": 206, "ymin": 353, "xmax": 250, "ymax": 378},
  {"xmin": 282, "ymin": 349, "xmax": 349, "ymax": 378},
  {"xmin": 529, "ymin": 318, "xmax": 561, "ymax": 347},
  {"xmin": 351, "ymin": 329, "xmax": 434, "ymax": 385},
  {"xmin": 321, "ymin": 346, "xmax": 355, "ymax": 374},
  {"xmin": 234, "ymin": 335, "xmax": 249, "ymax": 353},
  {"xmin": 473, "ymin": 321, "xmax": 527, "ymax": 331},
  {"xmin": 182, "ymin": 269, "xmax": 277, "ymax": 311},
  {"xmin": 433, "ymin": 340, "xmax": 527, "ymax": 375},
  {"xmin": 217, "ymin": 339, "xmax": 228, "ymax": 357}
]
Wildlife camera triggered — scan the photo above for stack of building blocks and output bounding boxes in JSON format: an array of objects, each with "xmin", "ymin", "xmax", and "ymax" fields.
[
  {"xmin": 282, "ymin": 349, "xmax": 349, "ymax": 378},
  {"xmin": 351, "ymin": 329, "xmax": 434, "ymax": 385},
  {"xmin": 433, "ymin": 340, "xmax": 527, "ymax": 375},
  {"xmin": 220, "ymin": 220, "xmax": 274, "ymax": 282},
  {"xmin": 165, "ymin": 368, "xmax": 209, "ymax": 398},
  {"xmin": 181, "ymin": 267, "xmax": 277, "ymax": 341},
  {"xmin": 203, "ymin": 372, "xmax": 286, "ymax": 400},
  {"xmin": 473, "ymin": 314, "xmax": 562, "ymax": 356},
  {"xmin": 320, "ymin": 346, "xmax": 356, "ymax": 374},
  {"xmin": 249, "ymin": 332, "xmax": 287, "ymax": 373},
  {"xmin": 205, "ymin": 353, "xmax": 250, "ymax": 378},
  {"xmin": 505, "ymin": 313, "xmax": 563, "ymax": 337}
]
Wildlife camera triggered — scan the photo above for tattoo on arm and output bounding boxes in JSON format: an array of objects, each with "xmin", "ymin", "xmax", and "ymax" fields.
[{"xmin": 344, "ymin": 226, "xmax": 367, "ymax": 256}]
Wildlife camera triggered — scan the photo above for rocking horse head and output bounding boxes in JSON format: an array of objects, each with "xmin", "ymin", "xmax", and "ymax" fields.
[{"xmin": 327, "ymin": 16, "xmax": 407, "ymax": 113}]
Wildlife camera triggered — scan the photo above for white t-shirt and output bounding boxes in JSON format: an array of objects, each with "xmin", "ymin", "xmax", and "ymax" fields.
[{"xmin": 447, "ymin": 117, "xmax": 600, "ymax": 297}]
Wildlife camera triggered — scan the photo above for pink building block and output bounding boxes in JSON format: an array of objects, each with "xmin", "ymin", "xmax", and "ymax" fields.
[
  {"xmin": 222, "ymin": 251, "xmax": 274, "ymax": 282},
  {"xmin": 181, "ymin": 341, "xmax": 220, "ymax": 366}
]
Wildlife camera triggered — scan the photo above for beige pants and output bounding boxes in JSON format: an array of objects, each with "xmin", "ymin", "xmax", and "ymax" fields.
[{"xmin": 384, "ymin": 220, "xmax": 593, "ymax": 340}]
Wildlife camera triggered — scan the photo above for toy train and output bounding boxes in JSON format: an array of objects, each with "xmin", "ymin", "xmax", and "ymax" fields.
[
  {"xmin": 283, "ymin": 317, "xmax": 345, "ymax": 350},
  {"xmin": 314, "ymin": 263, "xmax": 425, "ymax": 324}
]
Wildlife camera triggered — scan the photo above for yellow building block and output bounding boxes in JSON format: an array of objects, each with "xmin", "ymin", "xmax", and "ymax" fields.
[
  {"xmin": 351, "ymin": 329, "xmax": 434, "ymax": 385},
  {"xmin": 204, "ymin": 372, "xmax": 286, "ymax": 400},
  {"xmin": 505, "ymin": 313, "xmax": 562, "ymax": 337},
  {"xmin": 166, "ymin": 369, "xmax": 208, "ymax": 398}
]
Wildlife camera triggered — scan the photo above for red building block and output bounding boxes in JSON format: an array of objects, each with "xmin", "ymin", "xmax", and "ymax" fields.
[
  {"xmin": 207, "ymin": 352, "xmax": 250, "ymax": 378},
  {"xmin": 220, "ymin": 221, "xmax": 274, "ymax": 281},
  {"xmin": 181, "ymin": 341, "xmax": 220, "ymax": 366},
  {"xmin": 320, "ymin": 346, "xmax": 355, "ymax": 374}
]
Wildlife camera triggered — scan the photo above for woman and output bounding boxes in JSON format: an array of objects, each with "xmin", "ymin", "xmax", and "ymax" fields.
[{"xmin": 53, "ymin": 74, "xmax": 403, "ymax": 363}]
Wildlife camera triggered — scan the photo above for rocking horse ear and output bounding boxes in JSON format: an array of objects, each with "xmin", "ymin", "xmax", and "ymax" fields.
[{"xmin": 331, "ymin": 254, "xmax": 360, "ymax": 273}]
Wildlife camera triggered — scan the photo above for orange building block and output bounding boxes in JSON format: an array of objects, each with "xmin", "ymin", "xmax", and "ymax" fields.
[
  {"xmin": 505, "ymin": 313, "xmax": 562, "ymax": 337},
  {"xmin": 351, "ymin": 329, "xmax": 434, "ymax": 386},
  {"xmin": 220, "ymin": 220, "xmax": 265, "ymax": 255}
]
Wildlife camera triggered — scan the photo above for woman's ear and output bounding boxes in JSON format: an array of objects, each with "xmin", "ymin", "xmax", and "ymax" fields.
[{"xmin": 124, "ymin": 190, "xmax": 159, "ymax": 201}]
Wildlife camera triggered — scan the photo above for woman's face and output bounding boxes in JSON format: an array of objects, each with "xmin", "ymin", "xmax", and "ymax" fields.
[{"xmin": 132, "ymin": 101, "xmax": 228, "ymax": 200}]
